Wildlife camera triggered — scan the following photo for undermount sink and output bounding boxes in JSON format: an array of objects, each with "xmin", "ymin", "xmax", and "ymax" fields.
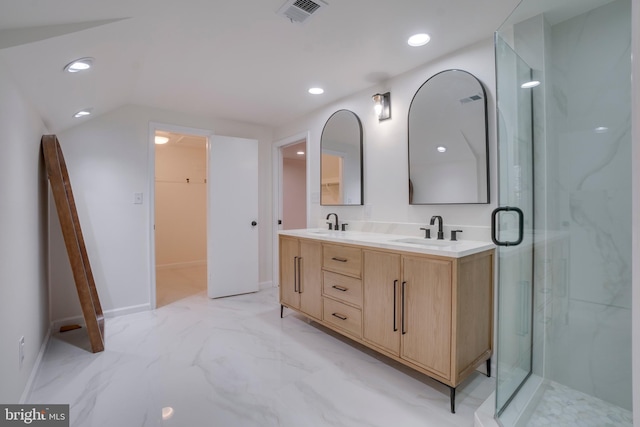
[
  {"xmin": 392, "ymin": 237, "xmax": 458, "ymax": 246},
  {"xmin": 309, "ymin": 230, "xmax": 334, "ymax": 235}
]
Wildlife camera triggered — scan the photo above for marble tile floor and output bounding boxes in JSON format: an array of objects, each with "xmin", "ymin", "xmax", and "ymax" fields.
[
  {"xmin": 525, "ymin": 381, "xmax": 633, "ymax": 427},
  {"xmin": 28, "ymin": 287, "xmax": 494, "ymax": 427}
]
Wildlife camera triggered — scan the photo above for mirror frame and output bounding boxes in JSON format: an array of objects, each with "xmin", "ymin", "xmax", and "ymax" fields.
[
  {"xmin": 407, "ymin": 69, "xmax": 490, "ymax": 205},
  {"xmin": 320, "ymin": 109, "xmax": 364, "ymax": 206}
]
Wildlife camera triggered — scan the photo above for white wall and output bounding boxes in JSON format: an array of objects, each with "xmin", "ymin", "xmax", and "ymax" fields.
[
  {"xmin": 274, "ymin": 38, "xmax": 498, "ymax": 232},
  {"xmin": 155, "ymin": 143, "xmax": 207, "ymax": 267},
  {"xmin": 0, "ymin": 59, "xmax": 49, "ymax": 402},
  {"xmin": 51, "ymin": 104, "xmax": 273, "ymax": 321}
]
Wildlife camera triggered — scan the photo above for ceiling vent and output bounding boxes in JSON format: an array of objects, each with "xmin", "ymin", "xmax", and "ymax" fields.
[
  {"xmin": 276, "ymin": 0, "xmax": 328, "ymax": 24},
  {"xmin": 459, "ymin": 94, "xmax": 483, "ymax": 104}
]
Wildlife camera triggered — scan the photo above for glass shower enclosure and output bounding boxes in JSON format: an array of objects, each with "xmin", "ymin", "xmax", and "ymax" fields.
[{"xmin": 493, "ymin": 0, "xmax": 633, "ymax": 425}]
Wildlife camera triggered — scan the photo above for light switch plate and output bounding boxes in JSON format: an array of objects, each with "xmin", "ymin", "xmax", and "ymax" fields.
[{"xmin": 134, "ymin": 193, "xmax": 143, "ymax": 204}]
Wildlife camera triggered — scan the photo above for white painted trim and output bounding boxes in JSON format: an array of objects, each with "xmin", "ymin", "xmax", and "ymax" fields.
[
  {"xmin": 148, "ymin": 122, "xmax": 214, "ymax": 310},
  {"xmin": 259, "ymin": 280, "xmax": 274, "ymax": 290},
  {"xmin": 50, "ymin": 303, "xmax": 152, "ymax": 332},
  {"xmin": 632, "ymin": 0, "xmax": 639, "ymax": 423},
  {"xmin": 19, "ymin": 328, "xmax": 51, "ymax": 404},
  {"xmin": 272, "ymin": 131, "xmax": 311, "ymax": 289},
  {"xmin": 156, "ymin": 260, "xmax": 207, "ymax": 270},
  {"xmin": 104, "ymin": 303, "xmax": 152, "ymax": 318}
]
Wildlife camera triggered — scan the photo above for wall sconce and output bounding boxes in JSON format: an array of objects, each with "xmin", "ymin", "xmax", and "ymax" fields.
[{"xmin": 372, "ymin": 92, "xmax": 391, "ymax": 121}]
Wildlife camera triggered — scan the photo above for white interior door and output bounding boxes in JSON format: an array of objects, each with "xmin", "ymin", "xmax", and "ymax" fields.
[{"xmin": 208, "ymin": 135, "xmax": 259, "ymax": 298}]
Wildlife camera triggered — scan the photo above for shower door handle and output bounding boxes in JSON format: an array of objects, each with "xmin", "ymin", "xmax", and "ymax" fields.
[{"xmin": 491, "ymin": 206, "xmax": 524, "ymax": 246}]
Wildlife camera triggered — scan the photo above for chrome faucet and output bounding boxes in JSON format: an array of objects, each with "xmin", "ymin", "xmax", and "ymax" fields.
[
  {"xmin": 430, "ymin": 215, "xmax": 444, "ymax": 240},
  {"xmin": 326, "ymin": 213, "xmax": 339, "ymax": 230}
]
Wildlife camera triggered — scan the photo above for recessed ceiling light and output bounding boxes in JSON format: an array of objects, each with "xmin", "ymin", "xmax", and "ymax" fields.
[
  {"xmin": 408, "ymin": 33, "xmax": 431, "ymax": 47},
  {"xmin": 296, "ymin": 151, "xmax": 305, "ymax": 155},
  {"xmin": 64, "ymin": 57, "xmax": 94, "ymax": 73},
  {"xmin": 437, "ymin": 146, "xmax": 447, "ymax": 153},
  {"xmin": 155, "ymin": 136, "xmax": 169, "ymax": 145},
  {"xmin": 162, "ymin": 407, "xmax": 174, "ymax": 421},
  {"xmin": 521, "ymin": 80, "xmax": 541, "ymax": 89},
  {"xmin": 308, "ymin": 87, "xmax": 324, "ymax": 95},
  {"xmin": 594, "ymin": 126, "xmax": 609, "ymax": 133},
  {"xmin": 73, "ymin": 109, "xmax": 92, "ymax": 118}
]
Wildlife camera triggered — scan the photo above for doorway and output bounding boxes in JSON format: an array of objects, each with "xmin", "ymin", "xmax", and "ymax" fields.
[
  {"xmin": 281, "ymin": 141, "xmax": 307, "ymax": 230},
  {"xmin": 154, "ymin": 130, "xmax": 208, "ymax": 307},
  {"xmin": 272, "ymin": 132, "xmax": 311, "ymax": 288}
]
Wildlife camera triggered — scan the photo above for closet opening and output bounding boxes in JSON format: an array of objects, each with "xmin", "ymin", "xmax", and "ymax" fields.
[{"xmin": 154, "ymin": 130, "xmax": 208, "ymax": 307}]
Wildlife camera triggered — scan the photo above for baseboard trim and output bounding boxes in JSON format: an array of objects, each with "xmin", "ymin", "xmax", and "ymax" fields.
[
  {"xmin": 259, "ymin": 281, "xmax": 274, "ymax": 290},
  {"xmin": 51, "ymin": 303, "xmax": 151, "ymax": 331},
  {"xmin": 156, "ymin": 260, "xmax": 206, "ymax": 270},
  {"xmin": 19, "ymin": 327, "xmax": 52, "ymax": 404},
  {"xmin": 104, "ymin": 303, "xmax": 151, "ymax": 318}
]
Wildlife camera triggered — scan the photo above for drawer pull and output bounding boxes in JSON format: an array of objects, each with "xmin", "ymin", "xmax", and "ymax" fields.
[
  {"xmin": 401, "ymin": 281, "xmax": 407, "ymax": 335},
  {"xmin": 331, "ymin": 257, "xmax": 348, "ymax": 263},
  {"xmin": 332, "ymin": 285, "xmax": 348, "ymax": 292},
  {"xmin": 393, "ymin": 280, "xmax": 398, "ymax": 332},
  {"xmin": 332, "ymin": 313, "xmax": 348, "ymax": 321}
]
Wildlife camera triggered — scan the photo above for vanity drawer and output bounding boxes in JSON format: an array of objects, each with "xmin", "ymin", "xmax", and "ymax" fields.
[
  {"xmin": 323, "ymin": 271, "xmax": 362, "ymax": 307},
  {"xmin": 323, "ymin": 244, "xmax": 362, "ymax": 278},
  {"xmin": 323, "ymin": 297, "xmax": 362, "ymax": 338}
]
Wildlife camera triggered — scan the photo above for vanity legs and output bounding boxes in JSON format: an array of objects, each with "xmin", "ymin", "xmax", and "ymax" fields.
[
  {"xmin": 449, "ymin": 386, "xmax": 456, "ymax": 414},
  {"xmin": 448, "ymin": 358, "xmax": 489, "ymax": 414},
  {"xmin": 280, "ymin": 304, "xmax": 284, "ymax": 318}
]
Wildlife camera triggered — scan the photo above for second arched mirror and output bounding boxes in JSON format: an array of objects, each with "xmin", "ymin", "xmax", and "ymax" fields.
[
  {"xmin": 320, "ymin": 110, "xmax": 363, "ymax": 205},
  {"xmin": 408, "ymin": 69, "xmax": 489, "ymax": 204}
]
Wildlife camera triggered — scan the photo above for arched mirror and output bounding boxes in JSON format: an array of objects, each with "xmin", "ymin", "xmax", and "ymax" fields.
[
  {"xmin": 320, "ymin": 110, "xmax": 363, "ymax": 205},
  {"xmin": 408, "ymin": 69, "xmax": 489, "ymax": 204}
]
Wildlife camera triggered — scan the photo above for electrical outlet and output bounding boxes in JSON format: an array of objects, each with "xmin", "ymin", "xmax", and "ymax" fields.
[{"xmin": 19, "ymin": 336, "xmax": 24, "ymax": 369}]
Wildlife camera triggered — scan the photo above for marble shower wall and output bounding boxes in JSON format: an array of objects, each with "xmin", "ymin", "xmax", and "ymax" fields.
[{"xmin": 544, "ymin": 0, "xmax": 632, "ymax": 410}]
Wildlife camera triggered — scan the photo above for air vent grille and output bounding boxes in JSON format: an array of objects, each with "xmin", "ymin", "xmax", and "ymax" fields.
[
  {"xmin": 276, "ymin": 0, "xmax": 328, "ymax": 24},
  {"xmin": 294, "ymin": 0, "xmax": 321, "ymax": 14},
  {"xmin": 460, "ymin": 94, "xmax": 483, "ymax": 104}
]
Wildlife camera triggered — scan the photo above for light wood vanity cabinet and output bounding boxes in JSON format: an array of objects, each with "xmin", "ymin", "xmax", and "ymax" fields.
[
  {"xmin": 362, "ymin": 250, "xmax": 401, "ymax": 355},
  {"xmin": 279, "ymin": 234, "xmax": 494, "ymax": 413},
  {"xmin": 279, "ymin": 236, "xmax": 322, "ymax": 320},
  {"xmin": 321, "ymin": 243, "xmax": 363, "ymax": 338},
  {"xmin": 400, "ymin": 255, "xmax": 453, "ymax": 379},
  {"xmin": 363, "ymin": 251, "xmax": 455, "ymax": 379}
]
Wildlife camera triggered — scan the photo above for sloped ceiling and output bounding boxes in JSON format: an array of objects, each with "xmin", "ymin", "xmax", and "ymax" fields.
[{"xmin": 0, "ymin": 0, "xmax": 520, "ymax": 133}]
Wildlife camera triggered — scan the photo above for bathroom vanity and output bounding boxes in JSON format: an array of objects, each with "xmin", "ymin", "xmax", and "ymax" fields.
[{"xmin": 279, "ymin": 229, "xmax": 494, "ymax": 413}]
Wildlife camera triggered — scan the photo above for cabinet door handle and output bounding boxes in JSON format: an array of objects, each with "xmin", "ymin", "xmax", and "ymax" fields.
[
  {"xmin": 293, "ymin": 256, "xmax": 298, "ymax": 293},
  {"xmin": 332, "ymin": 313, "xmax": 348, "ymax": 321},
  {"xmin": 331, "ymin": 257, "xmax": 348, "ymax": 263},
  {"xmin": 332, "ymin": 285, "xmax": 348, "ymax": 292},
  {"xmin": 297, "ymin": 257, "xmax": 302, "ymax": 293},
  {"xmin": 401, "ymin": 281, "xmax": 407, "ymax": 335},
  {"xmin": 393, "ymin": 280, "xmax": 398, "ymax": 332}
]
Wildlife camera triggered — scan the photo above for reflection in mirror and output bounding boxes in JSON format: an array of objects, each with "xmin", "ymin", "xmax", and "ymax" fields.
[
  {"xmin": 408, "ymin": 69, "xmax": 489, "ymax": 204},
  {"xmin": 321, "ymin": 110, "xmax": 363, "ymax": 205}
]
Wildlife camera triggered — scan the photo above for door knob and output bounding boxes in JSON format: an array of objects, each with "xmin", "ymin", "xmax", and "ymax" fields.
[{"xmin": 251, "ymin": 221, "xmax": 258, "ymax": 226}]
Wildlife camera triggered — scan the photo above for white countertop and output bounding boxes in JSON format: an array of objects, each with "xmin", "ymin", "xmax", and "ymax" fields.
[{"xmin": 279, "ymin": 229, "xmax": 495, "ymax": 258}]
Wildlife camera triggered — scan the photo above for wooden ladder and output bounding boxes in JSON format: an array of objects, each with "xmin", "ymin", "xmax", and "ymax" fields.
[{"xmin": 42, "ymin": 135, "xmax": 105, "ymax": 353}]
